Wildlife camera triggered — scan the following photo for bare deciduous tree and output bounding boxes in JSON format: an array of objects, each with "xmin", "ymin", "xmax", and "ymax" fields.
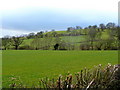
[
  {"xmin": 2, "ymin": 36, "xmax": 11, "ymax": 50},
  {"xmin": 88, "ymin": 28, "xmax": 97, "ymax": 50},
  {"xmin": 11, "ymin": 36, "xmax": 24, "ymax": 50}
]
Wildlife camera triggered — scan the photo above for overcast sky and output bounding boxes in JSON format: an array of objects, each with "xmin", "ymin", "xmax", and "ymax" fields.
[{"xmin": 0, "ymin": 0, "xmax": 119, "ymax": 37}]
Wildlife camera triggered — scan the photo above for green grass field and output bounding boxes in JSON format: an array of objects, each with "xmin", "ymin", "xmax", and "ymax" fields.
[
  {"xmin": 21, "ymin": 35, "xmax": 86, "ymax": 47},
  {"xmin": 2, "ymin": 50, "xmax": 118, "ymax": 87},
  {"xmin": 61, "ymin": 36, "xmax": 86, "ymax": 43}
]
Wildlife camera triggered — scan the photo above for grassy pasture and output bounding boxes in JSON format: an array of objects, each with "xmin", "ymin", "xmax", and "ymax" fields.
[
  {"xmin": 20, "ymin": 29, "xmax": 111, "ymax": 46},
  {"xmin": 21, "ymin": 36, "xmax": 86, "ymax": 47},
  {"xmin": 2, "ymin": 50, "xmax": 118, "ymax": 87},
  {"xmin": 61, "ymin": 36, "xmax": 86, "ymax": 43}
]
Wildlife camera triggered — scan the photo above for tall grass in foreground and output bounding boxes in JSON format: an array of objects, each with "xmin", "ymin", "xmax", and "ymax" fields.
[{"xmin": 7, "ymin": 64, "xmax": 120, "ymax": 89}]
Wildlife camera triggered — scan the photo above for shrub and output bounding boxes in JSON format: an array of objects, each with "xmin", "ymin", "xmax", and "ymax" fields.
[
  {"xmin": 80, "ymin": 43, "xmax": 91, "ymax": 50},
  {"xmin": 19, "ymin": 45, "xmax": 34, "ymax": 50}
]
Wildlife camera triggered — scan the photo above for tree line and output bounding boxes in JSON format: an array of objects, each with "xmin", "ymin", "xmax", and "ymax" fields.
[{"xmin": 1, "ymin": 22, "xmax": 120, "ymax": 50}]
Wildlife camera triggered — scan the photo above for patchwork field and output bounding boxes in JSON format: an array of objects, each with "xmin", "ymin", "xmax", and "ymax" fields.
[
  {"xmin": 21, "ymin": 36, "xmax": 86, "ymax": 46},
  {"xmin": 2, "ymin": 50, "xmax": 118, "ymax": 87}
]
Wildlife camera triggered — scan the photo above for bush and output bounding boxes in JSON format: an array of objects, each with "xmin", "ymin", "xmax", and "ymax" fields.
[
  {"xmin": 80, "ymin": 43, "xmax": 91, "ymax": 50},
  {"xmin": 19, "ymin": 45, "xmax": 34, "ymax": 50}
]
